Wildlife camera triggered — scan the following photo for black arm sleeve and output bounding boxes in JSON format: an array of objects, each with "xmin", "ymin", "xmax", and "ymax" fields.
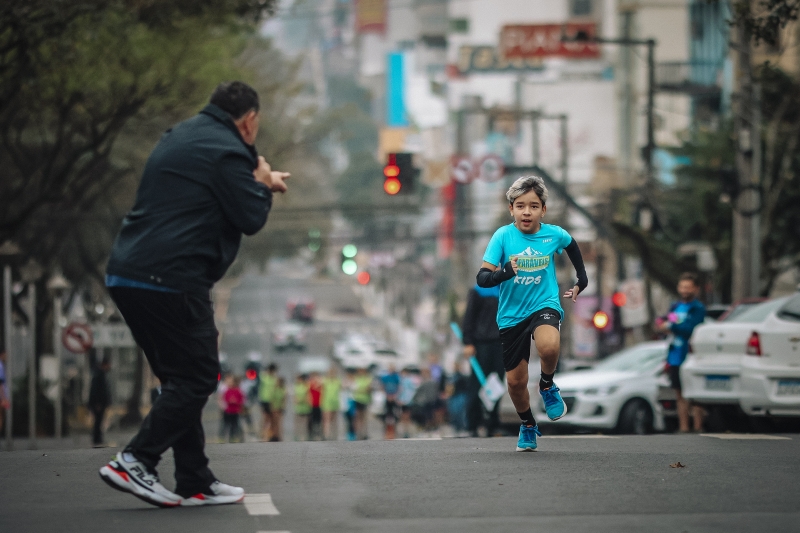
[
  {"xmin": 476, "ymin": 262, "xmax": 516, "ymax": 288},
  {"xmin": 564, "ymin": 239, "xmax": 588, "ymax": 293}
]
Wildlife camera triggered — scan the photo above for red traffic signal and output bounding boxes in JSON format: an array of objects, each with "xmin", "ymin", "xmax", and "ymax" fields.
[
  {"xmin": 384, "ymin": 164, "xmax": 400, "ymax": 177},
  {"xmin": 383, "ymin": 152, "xmax": 416, "ymax": 195},
  {"xmin": 611, "ymin": 291, "xmax": 627, "ymax": 307},
  {"xmin": 357, "ymin": 271, "xmax": 371, "ymax": 285}
]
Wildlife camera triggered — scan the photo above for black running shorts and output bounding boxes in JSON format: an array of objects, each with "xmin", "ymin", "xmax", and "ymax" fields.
[{"xmin": 498, "ymin": 307, "xmax": 562, "ymax": 372}]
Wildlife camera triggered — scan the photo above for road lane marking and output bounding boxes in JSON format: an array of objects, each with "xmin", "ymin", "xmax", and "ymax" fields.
[
  {"xmin": 245, "ymin": 494, "xmax": 280, "ymax": 515},
  {"xmin": 543, "ymin": 435, "xmax": 619, "ymax": 439},
  {"xmin": 700, "ymin": 433, "xmax": 791, "ymax": 440}
]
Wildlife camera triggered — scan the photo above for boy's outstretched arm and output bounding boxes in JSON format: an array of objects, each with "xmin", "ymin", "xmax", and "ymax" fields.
[
  {"xmin": 563, "ymin": 239, "xmax": 588, "ymax": 302},
  {"xmin": 476, "ymin": 260, "xmax": 517, "ymax": 288}
]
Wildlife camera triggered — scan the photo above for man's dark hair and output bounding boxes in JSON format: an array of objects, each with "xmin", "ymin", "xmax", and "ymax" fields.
[
  {"xmin": 210, "ymin": 81, "xmax": 260, "ymax": 119},
  {"xmin": 268, "ymin": 363, "xmax": 277, "ymax": 372},
  {"xmin": 678, "ymin": 272, "xmax": 700, "ymax": 286}
]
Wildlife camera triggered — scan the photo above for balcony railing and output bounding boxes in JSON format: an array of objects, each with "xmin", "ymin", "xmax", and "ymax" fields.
[{"xmin": 656, "ymin": 61, "xmax": 722, "ymax": 95}]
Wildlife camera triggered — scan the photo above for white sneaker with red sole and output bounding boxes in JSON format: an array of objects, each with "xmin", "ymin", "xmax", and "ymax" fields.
[
  {"xmin": 180, "ymin": 481, "xmax": 245, "ymax": 506},
  {"xmin": 99, "ymin": 452, "xmax": 181, "ymax": 508}
]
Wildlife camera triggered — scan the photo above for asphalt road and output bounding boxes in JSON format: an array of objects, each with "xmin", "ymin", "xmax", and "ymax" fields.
[{"xmin": 2, "ymin": 433, "xmax": 798, "ymax": 533}]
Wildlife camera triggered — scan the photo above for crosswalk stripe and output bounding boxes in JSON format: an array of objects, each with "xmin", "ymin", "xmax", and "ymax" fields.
[
  {"xmin": 700, "ymin": 433, "xmax": 790, "ymax": 440},
  {"xmin": 245, "ymin": 493, "xmax": 280, "ymax": 515}
]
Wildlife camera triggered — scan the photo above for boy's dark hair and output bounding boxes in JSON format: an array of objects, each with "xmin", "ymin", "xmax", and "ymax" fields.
[
  {"xmin": 210, "ymin": 81, "xmax": 259, "ymax": 119},
  {"xmin": 678, "ymin": 272, "xmax": 700, "ymax": 286},
  {"xmin": 267, "ymin": 363, "xmax": 277, "ymax": 372}
]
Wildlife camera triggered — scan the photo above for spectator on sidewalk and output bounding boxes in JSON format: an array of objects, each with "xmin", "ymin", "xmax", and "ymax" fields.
[
  {"xmin": 258, "ymin": 363, "xmax": 278, "ymax": 441},
  {"xmin": 461, "ymin": 284, "xmax": 505, "ymax": 437},
  {"xmin": 321, "ymin": 368, "xmax": 341, "ymax": 441},
  {"xmin": 293, "ymin": 374, "xmax": 311, "ymax": 441},
  {"xmin": 308, "ymin": 372, "xmax": 323, "ymax": 441},
  {"xmin": 270, "ymin": 377, "xmax": 286, "ymax": 442},
  {"xmin": 221, "ymin": 375, "xmax": 245, "ymax": 443},
  {"xmin": 380, "ymin": 365, "xmax": 401, "ymax": 439},
  {"xmin": 352, "ymin": 367, "xmax": 373, "ymax": 440},
  {"xmin": 656, "ymin": 272, "xmax": 707, "ymax": 433},
  {"xmin": 88, "ymin": 357, "xmax": 113, "ymax": 447},
  {"xmin": 397, "ymin": 367, "xmax": 420, "ymax": 438}
]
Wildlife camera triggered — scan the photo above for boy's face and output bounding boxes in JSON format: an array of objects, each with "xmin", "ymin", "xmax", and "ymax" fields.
[
  {"xmin": 677, "ymin": 279, "xmax": 699, "ymax": 301},
  {"xmin": 508, "ymin": 190, "xmax": 546, "ymax": 234}
]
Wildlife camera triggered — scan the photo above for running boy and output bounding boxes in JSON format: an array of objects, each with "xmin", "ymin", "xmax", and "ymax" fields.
[{"xmin": 477, "ymin": 175, "xmax": 587, "ymax": 451}]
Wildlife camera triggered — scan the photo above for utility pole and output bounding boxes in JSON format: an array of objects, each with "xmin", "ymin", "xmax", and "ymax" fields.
[
  {"xmin": 3, "ymin": 266, "xmax": 12, "ymax": 450},
  {"xmin": 731, "ymin": 7, "xmax": 760, "ymax": 300}
]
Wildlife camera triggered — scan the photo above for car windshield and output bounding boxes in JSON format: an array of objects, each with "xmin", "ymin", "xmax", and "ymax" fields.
[
  {"xmin": 726, "ymin": 297, "xmax": 788, "ymax": 323},
  {"xmin": 592, "ymin": 345, "xmax": 666, "ymax": 373},
  {"xmin": 777, "ymin": 295, "xmax": 800, "ymax": 322}
]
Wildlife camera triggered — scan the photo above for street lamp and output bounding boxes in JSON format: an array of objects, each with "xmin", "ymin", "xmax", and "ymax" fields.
[
  {"xmin": 562, "ymin": 31, "xmax": 657, "ymax": 186},
  {"xmin": 0, "ymin": 240, "xmax": 22, "ymax": 450},
  {"xmin": 47, "ymin": 272, "xmax": 70, "ymax": 439}
]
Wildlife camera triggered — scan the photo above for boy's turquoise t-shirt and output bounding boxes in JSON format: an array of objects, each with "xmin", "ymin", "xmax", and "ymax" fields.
[{"xmin": 483, "ymin": 223, "xmax": 573, "ymax": 329}]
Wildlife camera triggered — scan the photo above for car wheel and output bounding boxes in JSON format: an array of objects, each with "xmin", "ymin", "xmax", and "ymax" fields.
[{"xmin": 617, "ymin": 399, "xmax": 653, "ymax": 435}]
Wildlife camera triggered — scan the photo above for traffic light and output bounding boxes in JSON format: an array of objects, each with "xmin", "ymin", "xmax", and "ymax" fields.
[
  {"xmin": 357, "ymin": 271, "xmax": 371, "ymax": 285},
  {"xmin": 383, "ymin": 152, "xmax": 417, "ymax": 195},
  {"xmin": 341, "ymin": 244, "xmax": 357, "ymax": 275},
  {"xmin": 592, "ymin": 310, "xmax": 610, "ymax": 330},
  {"xmin": 611, "ymin": 291, "xmax": 627, "ymax": 307}
]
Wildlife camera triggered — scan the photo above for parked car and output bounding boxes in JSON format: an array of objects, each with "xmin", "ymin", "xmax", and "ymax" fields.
[
  {"xmin": 499, "ymin": 341, "xmax": 669, "ymax": 434},
  {"xmin": 271, "ymin": 322, "xmax": 307, "ymax": 352},
  {"xmin": 287, "ymin": 298, "xmax": 315, "ymax": 324},
  {"xmin": 681, "ymin": 297, "xmax": 790, "ymax": 409},
  {"xmin": 738, "ymin": 293, "xmax": 800, "ymax": 417}
]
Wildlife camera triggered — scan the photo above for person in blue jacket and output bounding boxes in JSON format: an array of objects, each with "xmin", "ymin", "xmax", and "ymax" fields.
[
  {"xmin": 656, "ymin": 272, "xmax": 706, "ymax": 432},
  {"xmin": 99, "ymin": 81, "xmax": 290, "ymax": 508}
]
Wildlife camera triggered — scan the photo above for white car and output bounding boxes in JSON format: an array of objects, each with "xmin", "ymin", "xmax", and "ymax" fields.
[
  {"xmin": 332, "ymin": 334, "xmax": 403, "ymax": 371},
  {"xmin": 738, "ymin": 293, "xmax": 800, "ymax": 417},
  {"xmin": 681, "ymin": 297, "xmax": 790, "ymax": 407},
  {"xmin": 499, "ymin": 342, "xmax": 669, "ymax": 434},
  {"xmin": 271, "ymin": 322, "xmax": 306, "ymax": 352}
]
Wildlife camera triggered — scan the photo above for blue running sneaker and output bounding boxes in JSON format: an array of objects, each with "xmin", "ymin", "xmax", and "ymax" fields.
[
  {"xmin": 540, "ymin": 384, "xmax": 568, "ymax": 421},
  {"xmin": 516, "ymin": 424, "xmax": 541, "ymax": 452}
]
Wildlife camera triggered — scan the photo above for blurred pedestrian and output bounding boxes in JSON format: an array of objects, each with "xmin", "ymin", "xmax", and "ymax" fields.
[
  {"xmin": 270, "ymin": 377, "xmax": 286, "ymax": 442},
  {"xmin": 410, "ymin": 367, "xmax": 441, "ymax": 433},
  {"xmin": 221, "ymin": 375, "xmax": 244, "ymax": 443},
  {"xmin": 0, "ymin": 351, "xmax": 9, "ymax": 435},
  {"xmin": 477, "ymin": 175, "xmax": 587, "ymax": 452},
  {"xmin": 321, "ymin": 368, "xmax": 341, "ymax": 441},
  {"xmin": 293, "ymin": 374, "xmax": 311, "ymax": 441},
  {"xmin": 342, "ymin": 369, "xmax": 358, "ymax": 441},
  {"xmin": 398, "ymin": 367, "xmax": 420, "ymax": 438},
  {"xmin": 380, "ymin": 364, "xmax": 401, "ymax": 439},
  {"xmin": 656, "ymin": 272, "xmax": 706, "ymax": 433},
  {"xmin": 461, "ymin": 284, "xmax": 505, "ymax": 437},
  {"xmin": 100, "ymin": 81, "xmax": 290, "ymax": 507},
  {"xmin": 88, "ymin": 357, "xmax": 112, "ymax": 447},
  {"xmin": 447, "ymin": 362, "xmax": 470, "ymax": 437},
  {"xmin": 258, "ymin": 363, "xmax": 278, "ymax": 441},
  {"xmin": 308, "ymin": 372, "xmax": 323, "ymax": 440},
  {"xmin": 352, "ymin": 367, "xmax": 373, "ymax": 440}
]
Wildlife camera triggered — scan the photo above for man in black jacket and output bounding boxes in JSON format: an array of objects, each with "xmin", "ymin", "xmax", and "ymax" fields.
[
  {"xmin": 461, "ymin": 285, "xmax": 506, "ymax": 437},
  {"xmin": 99, "ymin": 81, "xmax": 289, "ymax": 508},
  {"xmin": 89, "ymin": 357, "xmax": 112, "ymax": 447}
]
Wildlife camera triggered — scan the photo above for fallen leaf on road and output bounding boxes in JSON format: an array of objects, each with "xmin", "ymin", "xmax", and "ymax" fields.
[{"xmin": 669, "ymin": 462, "xmax": 685, "ymax": 468}]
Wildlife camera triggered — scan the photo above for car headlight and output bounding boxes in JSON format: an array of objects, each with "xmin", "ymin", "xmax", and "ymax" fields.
[{"xmin": 583, "ymin": 385, "xmax": 619, "ymax": 396}]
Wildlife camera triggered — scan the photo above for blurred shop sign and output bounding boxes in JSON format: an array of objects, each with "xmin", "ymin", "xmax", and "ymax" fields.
[
  {"xmin": 455, "ymin": 46, "xmax": 546, "ymax": 74},
  {"xmin": 355, "ymin": 0, "xmax": 386, "ymax": 34},
  {"xmin": 93, "ymin": 324, "xmax": 136, "ymax": 348},
  {"xmin": 618, "ymin": 279, "xmax": 648, "ymax": 328},
  {"xmin": 499, "ymin": 23, "xmax": 601, "ymax": 60}
]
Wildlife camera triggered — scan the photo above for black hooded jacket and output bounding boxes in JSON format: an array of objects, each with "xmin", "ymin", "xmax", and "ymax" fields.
[{"xmin": 106, "ymin": 104, "xmax": 272, "ymax": 296}]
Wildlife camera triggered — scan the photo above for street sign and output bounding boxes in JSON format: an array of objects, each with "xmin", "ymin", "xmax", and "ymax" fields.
[
  {"xmin": 92, "ymin": 324, "xmax": 136, "ymax": 348},
  {"xmin": 478, "ymin": 154, "xmax": 505, "ymax": 182},
  {"xmin": 450, "ymin": 155, "xmax": 475, "ymax": 184},
  {"xmin": 61, "ymin": 322, "xmax": 93, "ymax": 354},
  {"xmin": 499, "ymin": 23, "xmax": 601, "ymax": 60},
  {"xmin": 618, "ymin": 279, "xmax": 648, "ymax": 328}
]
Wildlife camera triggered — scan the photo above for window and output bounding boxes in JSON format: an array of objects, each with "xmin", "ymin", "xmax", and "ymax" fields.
[
  {"xmin": 571, "ymin": 0, "xmax": 593, "ymax": 17},
  {"xmin": 777, "ymin": 295, "xmax": 800, "ymax": 322},
  {"xmin": 449, "ymin": 18, "xmax": 469, "ymax": 33},
  {"xmin": 729, "ymin": 297, "xmax": 789, "ymax": 323}
]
